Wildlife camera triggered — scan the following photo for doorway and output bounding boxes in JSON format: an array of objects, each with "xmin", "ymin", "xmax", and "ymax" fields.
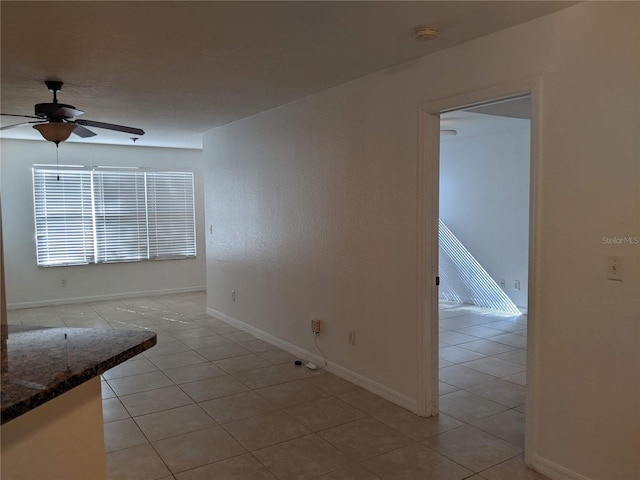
[
  {"xmin": 438, "ymin": 96, "xmax": 531, "ymax": 450},
  {"xmin": 417, "ymin": 78, "xmax": 541, "ymax": 463}
]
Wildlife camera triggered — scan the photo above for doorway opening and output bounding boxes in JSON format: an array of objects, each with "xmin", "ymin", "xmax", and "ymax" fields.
[
  {"xmin": 417, "ymin": 79, "xmax": 541, "ymax": 465},
  {"xmin": 438, "ymin": 96, "xmax": 531, "ymax": 450}
]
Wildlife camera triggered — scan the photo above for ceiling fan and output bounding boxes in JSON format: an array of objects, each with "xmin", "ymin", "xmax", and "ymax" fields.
[{"xmin": 1, "ymin": 80, "xmax": 145, "ymax": 144}]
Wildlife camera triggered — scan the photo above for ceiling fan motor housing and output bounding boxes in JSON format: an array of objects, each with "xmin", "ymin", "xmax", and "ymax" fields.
[{"xmin": 35, "ymin": 102, "xmax": 78, "ymax": 119}]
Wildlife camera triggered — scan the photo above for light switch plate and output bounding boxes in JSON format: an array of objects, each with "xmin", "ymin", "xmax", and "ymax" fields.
[{"xmin": 606, "ymin": 256, "xmax": 623, "ymax": 281}]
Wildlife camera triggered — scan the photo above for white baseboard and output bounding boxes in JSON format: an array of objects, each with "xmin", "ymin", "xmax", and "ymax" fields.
[
  {"xmin": 327, "ymin": 359, "xmax": 418, "ymax": 413},
  {"xmin": 531, "ymin": 455, "xmax": 593, "ymax": 480},
  {"xmin": 207, "ymin": 307, "xmax": 418, "ymax": 413},
  {"xmin": 8, "ymin": 286, "xmax": 206, "ymax": 309}
]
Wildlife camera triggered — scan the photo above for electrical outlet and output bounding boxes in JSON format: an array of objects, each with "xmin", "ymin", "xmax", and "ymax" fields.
[
  {"xmin": 514, "ymin": 280, "xmax": 521, "ymax": 290},
  {"xmin": 348, "ymin": 330, "xmax": 356, "ymax": 345},
  {"xmin": 231, "ymin": 290, "xmax": 236, "ymax": 301},
  {"xmin": 311, "ymin": 319, "xmax": 321, "ymax": 334},
  {"xmin": 60, "ymin": 279, "xmax": 68, "ymax": 288},
  {"xmin": 500, "ymin": 279, "xmax": 506, "ymax": 289}
]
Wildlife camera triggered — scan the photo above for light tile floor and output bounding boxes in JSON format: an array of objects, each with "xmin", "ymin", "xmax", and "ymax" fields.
[{"xmin": 9, "ymin": 294, "xmax": 549, "ymax": 479}]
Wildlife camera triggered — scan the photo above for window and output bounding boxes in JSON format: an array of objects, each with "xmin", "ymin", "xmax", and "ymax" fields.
[{"xmin": 33, "ymin": 166, "xmax": 196, "ymax": 267}]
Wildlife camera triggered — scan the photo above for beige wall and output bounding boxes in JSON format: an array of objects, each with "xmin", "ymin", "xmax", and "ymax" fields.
[{"xmin": 204, "ymin": 3, "xmax": 639, "ymax": 479}]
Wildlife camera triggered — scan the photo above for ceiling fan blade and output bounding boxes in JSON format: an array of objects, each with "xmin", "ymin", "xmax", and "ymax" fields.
[
  {"xmin": 1, "ymin": 120, "xmax": 45, "ymax": 131},
  {"xmin": 72, "ymin": 124, "xmax": 97, "ymax": 138},
  {"xmin": 75, "ymin": 119, "xmax": 144, "ymax": 136},
  {"xmin": 54, "ymin": 106, "xmax": 84, "ymax": 118},
  {"xmin": 1, "ymin": 113, "xmax": 42, "ymax": 120}
]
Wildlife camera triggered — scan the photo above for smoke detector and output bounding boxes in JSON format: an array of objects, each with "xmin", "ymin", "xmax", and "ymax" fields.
[{"xmin": 414, "ymin": 26, "xmax": 438, "ymax": 41}]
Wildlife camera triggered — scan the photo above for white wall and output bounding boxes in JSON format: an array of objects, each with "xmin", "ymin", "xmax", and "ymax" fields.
[
  {"xmin": 440, "ymin": 118, "xmax": 530, "ymax": 308},
  {"xmin": 204, "ymin": 3, "xmax": 639, "ymax": 479},
  {"xmin": 1, "ymin": 140, "xmax": 206, "ymax": 308}
]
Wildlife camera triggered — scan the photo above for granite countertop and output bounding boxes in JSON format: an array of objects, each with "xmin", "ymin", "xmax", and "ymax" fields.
[{"xmin": 1, "ymin": 325, "xmax": 156, "ymax": 424}]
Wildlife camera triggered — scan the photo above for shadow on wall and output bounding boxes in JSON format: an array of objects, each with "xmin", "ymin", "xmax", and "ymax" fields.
[{"xmin": 439, "ymin": 220, "xmax": 520, "ymax": 314}]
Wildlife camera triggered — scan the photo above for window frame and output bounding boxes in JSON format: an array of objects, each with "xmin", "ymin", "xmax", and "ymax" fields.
[{"xmin": 32, "ymin": 165, "xmax": 197, "ymax": 267}]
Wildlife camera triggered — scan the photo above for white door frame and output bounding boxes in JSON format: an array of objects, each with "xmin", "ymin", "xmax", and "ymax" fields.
[{"xmin": 416, "ymin": 77, "xmax": 542, "ymax": 463}]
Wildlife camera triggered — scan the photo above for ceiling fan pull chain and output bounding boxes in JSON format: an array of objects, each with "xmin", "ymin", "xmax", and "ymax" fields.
[{"xmin": 56, "ymin": 142, "xmax": 60, "ymax": 180}]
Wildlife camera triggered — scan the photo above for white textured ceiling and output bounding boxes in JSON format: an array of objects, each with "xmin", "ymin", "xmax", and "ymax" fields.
[
  {"xmin": 1, "ymin": 1, "xmax": 574, "ymax": 148},
  {"xmin": 440, "ymin": 96, "xmax": 531, "ymax": 140},
  {"xmin": 441, "ymin": 110, "xmax": 530, "ymax": 141}
]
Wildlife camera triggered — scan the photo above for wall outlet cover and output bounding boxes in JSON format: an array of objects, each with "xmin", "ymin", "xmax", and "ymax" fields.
[{"xmin": 311, "ymin": 319, "xmax": 321, "ymax": 334}]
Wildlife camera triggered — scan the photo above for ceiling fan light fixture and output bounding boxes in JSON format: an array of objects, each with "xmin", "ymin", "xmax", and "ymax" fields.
[{"xmin": 33, "ymin": 122, "xmax": 76, "ymax": 143}]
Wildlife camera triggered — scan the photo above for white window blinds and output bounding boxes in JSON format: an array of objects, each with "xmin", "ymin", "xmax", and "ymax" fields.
[
  {"xmin": 146, "ymin": 172, "xmax": 196, "ymax": 260},
  {"xmin": 33, "ymin": 166, "xmax": 196, "ymax": 267},
  {"xmin": 33, "ymin": 168, "xmax": 95, "ymax": 266}
]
